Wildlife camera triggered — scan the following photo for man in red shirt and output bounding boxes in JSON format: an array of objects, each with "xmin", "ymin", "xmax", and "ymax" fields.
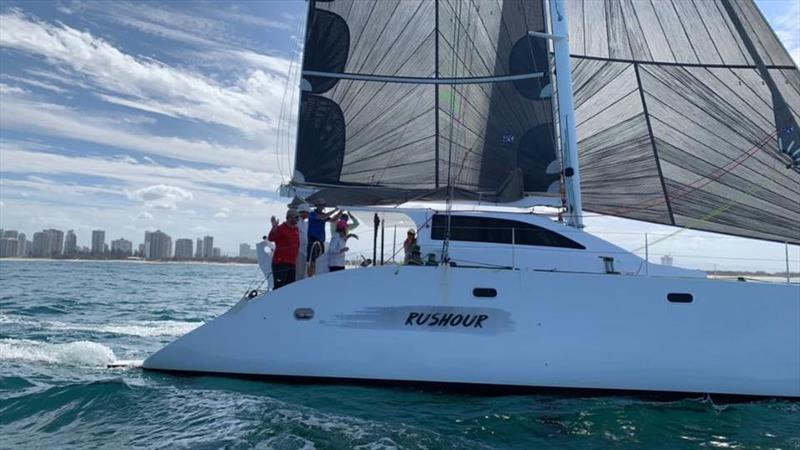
[{"xmin": 267, "ymin": 209, "xmax": 300, "ymax": 289}]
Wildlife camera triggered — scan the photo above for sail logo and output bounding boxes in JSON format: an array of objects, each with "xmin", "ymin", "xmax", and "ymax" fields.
[{"xmin": 405, "ymin": 312, "xmax": 488, "ymax": 328}]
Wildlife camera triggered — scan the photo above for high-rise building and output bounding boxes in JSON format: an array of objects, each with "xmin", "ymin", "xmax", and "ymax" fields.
[
  {"xmin": 111, "ymin": 238, "xmax": 133, "ymax": 256},
  {"xmin": 92, "ymin": 230, "xmax": 106, "ymax": 255},
  {"xmin": 212, "ymin": 247, "xmax": 221, "ymax": 258},
  {"xmin": 31, "ymin": 232, "xmax": 49, "ymax": 257},
  {"xmin": 174, "ymin": 239, "xmax": 193, "ymax": 259},
  {"xmin": 195, "ymin": 238, "xmax": 203, "ymax": 258},
  {"xmin": 17, "ymin": 232, "xmax": 27, "ymax": 256},
  {"xmin": 0, "ymin": 238, "xmax": 18, "ymax": 257},
  {"xmin": 202, "ymin": 236, "xmax": 213, "ymax": 258},
  {"xmin": 239, "ymin": 243, "xmax": 257, "ymax": 259},
  {"xmin": 64, "ymin": 230, "xmax": 78, "ymax": 255},
  {"xmin": 144, "ymin": 230, "xmax": 172, "ymax": 259},
  {"xmin": 2, "ymin": 230, "xmax": 18, "ymax": 239},
  {"xmin": 137, "ymin": 243, "xmax": 145, "ymax": 257},
  {"xmin": 43, "ymin": 229, "xmax": 63, "ymax": 256}
]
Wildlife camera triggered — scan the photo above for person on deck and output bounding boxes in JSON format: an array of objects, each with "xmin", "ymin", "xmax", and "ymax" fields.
[
  {"xmin": 267, "ymin": 209, "xmax": 299, "ymax": 289},
  {"xmin": 295, "ymin": 204, "xmax": 310, "ymax": 280},
  {"xmin": 306, "ymin": 199, "xmax": 338, "ymax": 277},
  {"xmin": 403, "ymin": 229, "xmax": 417, "ymax": 264},
  {"xmin": 329, "ymin": 211, "xmax": 360, "ymax": 235},
  {"xmin": 328, "ymin": 221, "xmax": 358, "ymax": 272}
]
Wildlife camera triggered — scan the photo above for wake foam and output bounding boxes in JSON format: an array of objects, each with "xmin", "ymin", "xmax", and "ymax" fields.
[
  {"xmin": 0, "ymin": 339, "xmax": 116, "ymax": 367},
  {"xmin": 0, "ymin": 313, "xmax": 201, "ymax": 337}
]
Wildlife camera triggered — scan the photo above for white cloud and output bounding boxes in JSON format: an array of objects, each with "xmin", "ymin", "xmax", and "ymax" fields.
[
  {"xmin": 0, "ymin": 10, "xmax": 292, "ymax": 138},
  {"xmin": 212, "ymin": 9, "xmax": 295, "ymax": 32},
  {"xmin": 0, "ymin": 96, "xmax": 273, "ymax": 169},
  {"xmin": 126, "ymin": 185, "xmax": 193, "ymax": 210},
  {"xmin": 213, "ymin": 207, "xmax": 230, "ymax": 218},
  {"xmin": 0, "ymin": 144, "xmax": 281, "ymax": 193},
  {"xmin": 136, "ymin": 211, "xmax": 154, "ymax": 220},
  {"xmin": 0, "ymin": 74, "xmax": 68, "ymax": 94},
  {"xmin": 0, "ymin": 83, "xmax": 27, "ymax": 95}
]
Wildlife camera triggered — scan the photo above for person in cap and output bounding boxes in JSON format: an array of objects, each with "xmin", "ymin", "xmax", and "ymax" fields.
[
  {"xmin": 327, "ymin": 221, "xmax": 353, "ymax": 272},
  {"xmin": 403, "ymin": 228, "xmax": 417, "ymax": 264},
  {"xmin": 306, "ymin": 198, "xmax": 339, "ymax": 277},
  {"xmin": 268, "ymin": 208, "xmax": 299, "ymax": 289},
  {"xmin": 295, "ymin": 204, "xmax": 310, "ymax": 280}
]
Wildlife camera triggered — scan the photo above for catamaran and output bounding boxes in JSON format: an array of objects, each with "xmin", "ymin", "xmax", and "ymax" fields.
[{"xmin": 144, "ymin": 0, "xmax": 800, "ymax": 398}]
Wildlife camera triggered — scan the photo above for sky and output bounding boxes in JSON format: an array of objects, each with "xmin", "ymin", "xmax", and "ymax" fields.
[{"xmin": 0, "ymin": 0, "xmax": 798, "ymax": 271}]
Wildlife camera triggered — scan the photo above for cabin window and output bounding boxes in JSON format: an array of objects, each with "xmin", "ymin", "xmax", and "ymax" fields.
[{"xmin": 430, "ymin": 215, "xmax": 585, "ymax": 250}]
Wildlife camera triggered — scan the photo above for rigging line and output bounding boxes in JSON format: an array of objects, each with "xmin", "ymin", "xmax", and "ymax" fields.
[
  {"xmin": 441, "ymin": 0, "xmax": 467, "ymax": 262},
  {"xmin": 275, "ymin": 43, "xmax": 302, "ymax": 184},
  {"xmin": 285, "ymin": 44, "xmax": 303, "ymax": 177},
  {"xmin": 630, "ymin": 173, "xmax": 765, "ymax": 252},
  {"xmin": 630, "ymin": 142, "xmax": 790, "ymax": 252},
  {"xmin": 600, "ymin": 130, "xmax": 778, "ymax": 216}
]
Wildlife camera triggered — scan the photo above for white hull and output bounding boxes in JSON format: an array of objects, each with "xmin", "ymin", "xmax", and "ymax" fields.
[{"xmin": 144, "ymin": 266, "xmax": 800, "ymax": 398}]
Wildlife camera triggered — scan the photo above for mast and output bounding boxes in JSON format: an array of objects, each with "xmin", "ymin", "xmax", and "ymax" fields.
[{"xmin": 549, "ymin": 0, "xmax": 583, "ymax": 228}]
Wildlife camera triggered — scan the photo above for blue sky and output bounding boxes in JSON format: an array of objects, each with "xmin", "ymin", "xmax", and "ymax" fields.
[{"xmin": 0, "ymin": 0, "xmax": 798, "ymax": 269}]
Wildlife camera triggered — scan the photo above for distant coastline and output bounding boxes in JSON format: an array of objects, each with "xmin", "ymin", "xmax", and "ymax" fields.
[{"xmin": 0, "ymin": 257, "xmax": 257, "ymax": 267}]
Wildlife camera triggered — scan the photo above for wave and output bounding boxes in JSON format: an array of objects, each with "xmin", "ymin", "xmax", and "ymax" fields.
[
  {"xmin": 0, "ymin": 313, "xmax": 201, "ymax": 337},
  {"xmin": 0, "ymin": 339, "xmax": 116, "ymax": 367}
]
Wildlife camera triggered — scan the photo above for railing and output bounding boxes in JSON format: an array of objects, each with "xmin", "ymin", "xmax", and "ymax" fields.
[{"xmin": 343, "ymin": 225, "xmax": 799, "ymax": 284}]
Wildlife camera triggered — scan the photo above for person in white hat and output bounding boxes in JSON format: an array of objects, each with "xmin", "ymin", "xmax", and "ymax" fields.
[{"xmin": 295, "ymin": 204, "xmax": 310, "ymax": 279}]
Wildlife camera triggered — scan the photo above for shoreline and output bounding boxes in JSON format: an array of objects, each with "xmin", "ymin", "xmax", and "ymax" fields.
[{"xmin": 0, "ymin": 257, "xmax": 257, "ymax": 267}]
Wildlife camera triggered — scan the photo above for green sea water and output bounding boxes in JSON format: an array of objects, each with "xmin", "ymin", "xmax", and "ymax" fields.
[{"xmin": 1, "ymin": 260, "xmax": 798, "ymax": 449}]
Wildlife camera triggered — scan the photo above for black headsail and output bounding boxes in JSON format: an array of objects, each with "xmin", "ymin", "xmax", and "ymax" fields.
[
  {"xmin": 293, "ymin": 0, "xmax": 559, "ymax": 203},
  {"xmin": 567, "ymin": 0, "xmax": 800, "ymax": 244}
]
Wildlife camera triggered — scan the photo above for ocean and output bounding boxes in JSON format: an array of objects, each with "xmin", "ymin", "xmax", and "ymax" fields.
[{"xmin": 1, "ymin": 260, "xmax": 798, "ymax": 449}]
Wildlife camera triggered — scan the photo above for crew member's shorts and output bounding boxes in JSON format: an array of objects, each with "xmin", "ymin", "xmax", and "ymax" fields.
[{"xmin": 307, "ymin": 238, "xmax": 325, "ymax": 262}]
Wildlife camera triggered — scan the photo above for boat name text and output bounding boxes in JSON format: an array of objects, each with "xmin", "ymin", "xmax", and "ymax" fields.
[{"xmin": 404, "ymin": 312, "xmax": 488, "ymax": 328}]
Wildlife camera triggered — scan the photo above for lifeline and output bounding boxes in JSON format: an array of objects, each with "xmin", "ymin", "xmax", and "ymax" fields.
[{"xmin": 404, "ymin": 312, "xmax": 489, "ymax": 328}]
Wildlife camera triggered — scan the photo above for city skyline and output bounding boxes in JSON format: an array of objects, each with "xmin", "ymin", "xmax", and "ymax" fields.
[{"xmin": 0, "ymin": 225, "xmax": 260, "ymax": 259}]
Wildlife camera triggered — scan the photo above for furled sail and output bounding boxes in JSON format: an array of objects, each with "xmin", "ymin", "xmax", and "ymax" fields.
[
  {"xmin": 568, "ymin": 0, "xmax": 800, "ymax": 244},
  {"xmin": 294, "ymin": 0, "xmax": 560, "ymax": 202}
]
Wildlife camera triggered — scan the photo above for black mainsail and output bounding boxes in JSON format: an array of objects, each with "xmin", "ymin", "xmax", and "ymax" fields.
[
  {"xmin": 295, "ymin": 0, "xmax": 558, "ymax": 201},
  {"xmin": 292, "ymin": 0, "xmax": 800, "ymax": 244}
]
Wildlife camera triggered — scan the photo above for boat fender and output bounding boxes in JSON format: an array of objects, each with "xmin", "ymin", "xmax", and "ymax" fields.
[{"xmin": 247, "ymin": 290, "xmax": 259, "ymax": 299}]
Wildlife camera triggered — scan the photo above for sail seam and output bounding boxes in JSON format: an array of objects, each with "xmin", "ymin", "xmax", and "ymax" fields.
[
  {"xmin": 569, "ymin": 54, "xmax": 796, "ymax": 70},
  {"xmin": 301, "ymin": 70, "xmax": 543, "ymax": 84},
  {"xmin": 634, "ymin": 62, "xmax": 675, "ymax": 225}
]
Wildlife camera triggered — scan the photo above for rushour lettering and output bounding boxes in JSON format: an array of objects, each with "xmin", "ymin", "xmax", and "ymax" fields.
[
  {"xmin": 462, "ymin": 315, "xmax": 477, "ymax": 327},
  {"xmin": 438, "ymin": 313, "xmax": 454, "ymax": 326},
  {"xmin": 403, "ymin": 312, "xmax": 490, "ymax": 329}
]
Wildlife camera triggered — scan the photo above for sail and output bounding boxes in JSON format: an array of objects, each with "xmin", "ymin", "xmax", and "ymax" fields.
[
  {"xmin": 294, "ymin": 0, "xmax": 560, "ymax": 202},
  {"xmin": 568, "ymin": 0, "xmax": 800, "ymax": 244}
]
